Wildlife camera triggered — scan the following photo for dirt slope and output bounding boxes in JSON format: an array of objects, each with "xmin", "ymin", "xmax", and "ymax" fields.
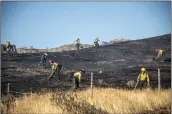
[{"xmin": 1, "ymin": 34, "xmax": 171, "ymax": 94}]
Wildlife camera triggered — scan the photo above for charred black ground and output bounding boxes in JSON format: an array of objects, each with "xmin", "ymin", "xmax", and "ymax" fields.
[{"xmin": 1, "ymin": 34, "xmax": 171, "ymax": 95}]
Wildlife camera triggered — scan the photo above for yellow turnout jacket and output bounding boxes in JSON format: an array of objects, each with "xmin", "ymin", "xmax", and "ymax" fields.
[
  {"xmin": 158, "ymin": 49, "xmax": 164, "ymax": 57},
  {"xmin": 51, "ymin": 62, "xmax": 58, "ymax": 71},
  {"xmin": 137, "ymin": 72, "xmax": 150, "ymax": 83},
  {"xmin": 76, "ymin": 39, "xmax": 80, "ymax": 44},
  {"xmin": 94, "ymin": 38, "xmax": 99, "ymax": 43},
  {"xmin": 73, "ymin": 72, "xmax": 82, "ymax": 83},
  {"xmin": 6, "ymin": 42, "xmax": 10, "ymax": 48}
]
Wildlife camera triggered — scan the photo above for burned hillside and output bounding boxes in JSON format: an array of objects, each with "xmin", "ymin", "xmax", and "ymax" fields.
[{"xmin": 1, "ymin": 34, "xmax": 171, "ymax": 95}]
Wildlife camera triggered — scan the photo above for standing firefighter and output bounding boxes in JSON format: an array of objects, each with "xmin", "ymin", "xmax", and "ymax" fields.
[
  {"xmin": 47, "ymin": 60, "xmax": 62, "ymax": 81},
  {"xmin": 73, "ymin": 69, "xmax": 85, "ymax": 89},
  {"xmin": 94, "ymin": 37, "xmax": 100, "ymax": 47},
  {"xmin": 38, "ymin": 53, "xmax": 48, "ymax": 68},
  {"xmin": 136, "ymin": 68, "xmax": 150, "ymax": 89},
  {"xmin": 74, "ymin": 38, "xmax": 81, "ymax": 50},
  {"xmin": 6, "ymin": 40, "xmax": 11, "ymax": 53},
  {"xmin": 155, "ymin": 48, "xmax": 166, "ymax": 60}
]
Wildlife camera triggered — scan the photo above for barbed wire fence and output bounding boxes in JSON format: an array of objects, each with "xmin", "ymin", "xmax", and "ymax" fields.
[{"xmin": 3, "ymin": 69, "xmax": 161, "ymax": 113}]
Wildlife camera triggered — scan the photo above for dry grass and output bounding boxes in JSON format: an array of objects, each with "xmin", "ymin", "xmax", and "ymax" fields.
[
  {"xmin": 11, "ymin": 93, "xmax": 63, "ymax": 114},
  {"xmin": 2, "ymin": 88, "xmax": 171, "ymax": 114},
  {"xmin": 76, "ymin": 88, "xmax": 171, "ymax": 114}
]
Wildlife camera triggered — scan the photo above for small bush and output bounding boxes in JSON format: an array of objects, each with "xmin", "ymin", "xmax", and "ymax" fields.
[
  {"xmin": 51, "ymin": 92, "xmax": 107, "ymax": 114},
  {"xmin": 126, "ymin": 80, "xmax": 136, "ymax": 88}
]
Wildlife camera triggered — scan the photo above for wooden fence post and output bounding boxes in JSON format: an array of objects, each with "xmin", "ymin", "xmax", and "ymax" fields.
[
  {"xmin": 7, "ymin": 83, "xmax": 10, "ymax": 114},
  {"xmin": 158, "ymin": 69, "xmax": 161, "ymax": 91},
  {"xmin": 91, "ymin": 72, "xmax": 93, "ymax": 98},
  {"xmin": 73, "ymin": 77, "xmax": 76, "ymax": 90},
  {"xmin": 30, "ymin": 88, "xmax": 32, "ymax": 98}
]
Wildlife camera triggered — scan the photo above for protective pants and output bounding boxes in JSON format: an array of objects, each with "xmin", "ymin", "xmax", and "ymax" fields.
[
  {"xmin": 138, "ymin": 80, "xmax": 147, "ymax": 90},
  {"xmin": 40, "ymin": 58, "xmax": 47, "ymax": 68},
  {"xmin": 157, "ymin": 51, "xmax": 166, "ymax": 61},
  {"xmin": 76, "ymin": 44, "xmax": 80, "ymax": 50},
  {"xmin": 48, "ymin": 68, "xmax": 60, "ymax": 81},
  {"xmin": 94, "ymin": 42, "xmax": 99, "ymax": 47},
  {"xmin": 6, "ymin": 47, "xmax": 11, "ymax": 54},
  {"xmin": 73, "ymin": 76, "xmax": 79, "ymax": 89}
]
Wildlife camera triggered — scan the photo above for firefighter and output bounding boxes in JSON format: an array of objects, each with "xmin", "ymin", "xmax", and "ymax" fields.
[
  {"xmin": 155, "ymin": 49, "xmax": 166, "ymax": 60},
  {"xmin": 136, "ymin": 68, "xmax": 150, "ymax": 89},
  {"xmin": 47, "ymin": 60, "xmax": 62, "ymax": 81},
  {"xmin": 6, "ymin": 40, "xmax": 11, "ymax": 53},
  {"xmin": 74, "ymin": 38, "xmax": 81, "ymax": 50},
  {"xmin": 73, "ymin": 69, "xmax": 85, "ymax": 89},
  {"xmin": 94, "ymin": 37, "xmax": 100, "ymax": 47},
  {"xmin": 38, "ymin": 53, "xmax": 48, "ymax": 68}
]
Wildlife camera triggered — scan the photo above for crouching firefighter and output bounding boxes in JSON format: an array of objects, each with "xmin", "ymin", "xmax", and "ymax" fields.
[
  {"xmin": 47, "ymin": 60, "xmax": 63, "ymax": 81},
  {"xmin": 38, "ymin": 53, "xmax": 48, "ymax": 68},
  {"xmin": 155, "ymin": 48, "xmax": 166, "ymax": 60},
  {"xmin": 136, "ymin": 68, "xmax": 150, "ymax": 89},
  {"xmin": 73, "ymin": 69, "xmax": 85, "ymax": 89},
  {"xmin": 94, "ymin": 37, "xmax": 100, "ymax": 47},
  {"xmin": 6, "ymin": 40, "xmax": 11, "ymax": 53}
]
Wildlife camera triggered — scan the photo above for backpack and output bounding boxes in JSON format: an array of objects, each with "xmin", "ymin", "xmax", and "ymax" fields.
[{"xmin": 58, "ymin": 64, "xmax": 62, "ymax": 70}]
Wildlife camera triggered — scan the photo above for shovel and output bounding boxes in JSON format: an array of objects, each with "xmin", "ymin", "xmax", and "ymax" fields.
[
  {"xmin": 47, "ymin": 72, "xmax": 54, "ymax": 80},
  {"xmin": 38, "ymin": 72, "xmax": 54, "ymax": 85},
  {"xmin": 134, "ymin": 81, "xmax": 139, "ymax": 90}
]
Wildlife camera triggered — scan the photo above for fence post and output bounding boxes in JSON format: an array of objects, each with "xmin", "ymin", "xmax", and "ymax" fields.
[
  {"xmin": 30, "ymin": 88, "xmax": 32, "ymax": 98},
  {"xmin": 91, "ymin": 72, "xmax": 93, "ymax": 98},
  {"xmin": 73, "ymin": 77, "xmax": 76, "ymax": 90},
  {"xmin": 158, "ymin": 69, "xmax": 161, "ymax": 91},
  {"xmin": 7, "ymin": 83, "xmax": 10, "ymax": 114}
]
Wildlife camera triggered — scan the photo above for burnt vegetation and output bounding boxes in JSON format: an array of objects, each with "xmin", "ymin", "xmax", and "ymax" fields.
[{"xmin": 1, "ymin": 34, "xmax": 171, "ymax": 95}]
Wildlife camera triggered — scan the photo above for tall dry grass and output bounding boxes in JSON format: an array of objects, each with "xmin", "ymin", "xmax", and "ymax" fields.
[
  {"xmin": 8, "ymin": 93, "xmax": 63, "ymax": 114},
  {"xmin": 76, "ymin": 88, "xmax": 171, "ymax": 114},
  {"xmin": 3, "ymin": 88, "xmax": 170, "ymax": 114}
]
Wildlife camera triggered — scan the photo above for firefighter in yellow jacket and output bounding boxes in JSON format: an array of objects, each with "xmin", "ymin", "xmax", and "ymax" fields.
[
  {"xmin": 137, "ymin": 68, "xmax": 150, "ymax": 89},
  {"xmin": 6, "ymin": 40, "xmax": 11, "ymax": 53},
  {"xmin": 75, "ymin": 38, "xmax": 81, "ymax": 50},
  {"xmin": 47, "ymin": 60, "xmax": 62, "ymax": 81},
  {"xmin": 73, "ymin": 69, "xmax": 85, "ymax": 89},
  {"xmin": 155, "ymin": 49, "xmax": 166, "ymax": 60},
  {"xmin": 94, "ymin": 37, "xmax": 100, "ymax": 47}
]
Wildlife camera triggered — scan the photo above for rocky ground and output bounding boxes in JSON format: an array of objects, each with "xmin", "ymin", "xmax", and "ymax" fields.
[{"xmin": 1, "ymin": 34, "xmax": 171, "ymax": 95}]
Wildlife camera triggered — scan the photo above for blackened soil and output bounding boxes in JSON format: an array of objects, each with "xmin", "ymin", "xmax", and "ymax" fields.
[{"xmin": 1, "ymin": 34, "xmax": 171, "ymax": 95}]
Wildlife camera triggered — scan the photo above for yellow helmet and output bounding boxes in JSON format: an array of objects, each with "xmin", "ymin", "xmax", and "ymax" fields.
[
  {"xmin": 7, "ymin": 40, "xmax": 10, "ymax": 43},
  {"xmin": 141, "ymin": 68, "xmax": 146, "ymax": 72}
]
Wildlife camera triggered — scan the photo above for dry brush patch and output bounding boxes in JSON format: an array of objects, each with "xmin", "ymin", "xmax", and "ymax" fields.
[
  {"xmin": 2, "ymin": 88, "xmax": 170, "ymax": 114},
  {"xmin": 76, "ymin": 88, "xmax": 171, "ymax": 114},
  {"xmin": 9, "ymin": 93, "xmax": 63, "ymax": 114}
]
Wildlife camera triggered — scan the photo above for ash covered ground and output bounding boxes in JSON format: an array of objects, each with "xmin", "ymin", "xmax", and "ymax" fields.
[{"xmin": 1, "ymin": 34, "xmax": 171, "ymax": 95}]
